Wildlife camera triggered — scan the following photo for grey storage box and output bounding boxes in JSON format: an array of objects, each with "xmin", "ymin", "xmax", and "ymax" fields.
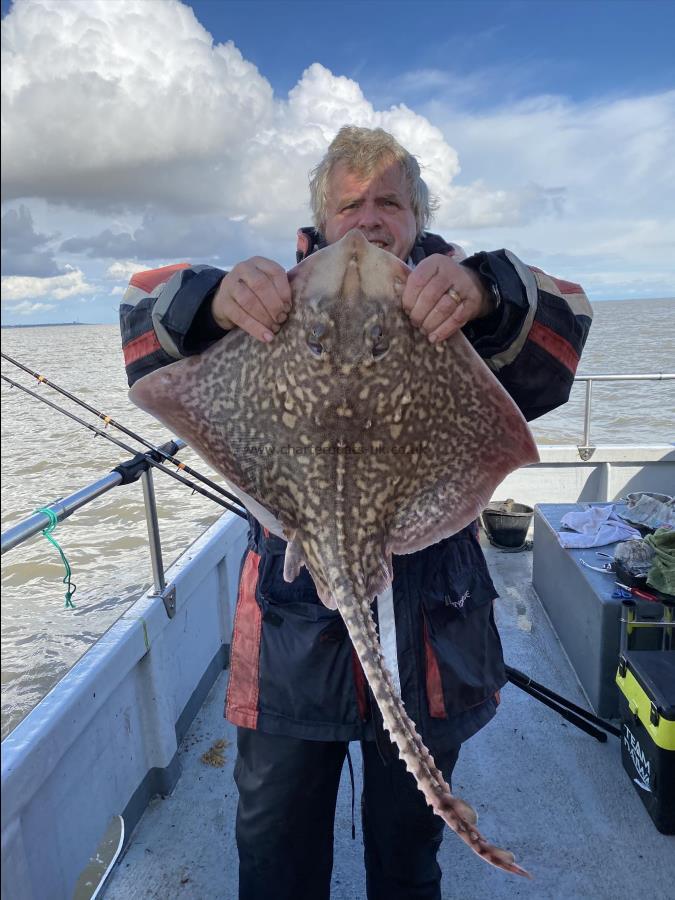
[{"xmin": 533, "ymin": 504, "xmax": 661, "ymax": 718}]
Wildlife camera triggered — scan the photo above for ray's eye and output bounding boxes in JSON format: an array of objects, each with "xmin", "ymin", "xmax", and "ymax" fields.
[
  {"xmin": 307, "ymin": 322, "xmax": 326, "ymax": 357},
  {"xmin": 370, "ymin": 324, "xmax": 389, "ymax": 358}
]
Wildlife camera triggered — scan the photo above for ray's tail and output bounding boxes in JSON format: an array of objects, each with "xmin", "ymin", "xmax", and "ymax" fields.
[{"xmin": 333, "ymin": 579, "xmax": 530, "ymax": 878}]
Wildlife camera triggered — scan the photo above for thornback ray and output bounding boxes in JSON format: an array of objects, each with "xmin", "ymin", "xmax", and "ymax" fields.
[{"xmin": 130, "ymin": 228, "xmax": 539, "ymax": 877}]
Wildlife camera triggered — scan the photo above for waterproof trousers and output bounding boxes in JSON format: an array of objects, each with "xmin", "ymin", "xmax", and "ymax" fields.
[{"xmin": 234, "ymin": 727, "xmax": 460, "ymax": 900}]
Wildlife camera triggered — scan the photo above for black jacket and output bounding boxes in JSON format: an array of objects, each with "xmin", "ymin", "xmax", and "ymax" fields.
[{"xmin": 119, "ymin": 230, "xmax": 592, "ymax": 748}]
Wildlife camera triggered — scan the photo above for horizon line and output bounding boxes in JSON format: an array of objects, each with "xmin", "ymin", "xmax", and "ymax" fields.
[{"xmin": 2, "ymin": 295, "xmax": 674, "ymax": 329}]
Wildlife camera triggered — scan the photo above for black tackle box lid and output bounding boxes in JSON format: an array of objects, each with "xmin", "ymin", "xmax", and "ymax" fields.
[{"xmin": 622, "ymin": 651, "xmax": 675, "ymax": 719}]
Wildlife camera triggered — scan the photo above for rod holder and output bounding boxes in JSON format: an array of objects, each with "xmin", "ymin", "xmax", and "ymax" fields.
[
  {"xmin": 620, "ymin": 599, "xmax": 637, "ymax": 654},
  {"xmin": 141, "ymin": 469, "xmax": 165, "ymax": 595},
  {"xmin": 582, "ymin": 380, "xmax": 593, "ymax": 447}
]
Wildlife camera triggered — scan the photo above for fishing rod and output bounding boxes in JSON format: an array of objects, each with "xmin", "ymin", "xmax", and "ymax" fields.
[
  {"xmin": 505, "ymin": 665, "xmax": 621, "ymax": 740},
  {"xmin": 1, "ymin": 351, "xmax": 245, "ymax": 512},
  {"xmin": 1, "ymin": 373, "xmax": 247, "ymax": 519}
]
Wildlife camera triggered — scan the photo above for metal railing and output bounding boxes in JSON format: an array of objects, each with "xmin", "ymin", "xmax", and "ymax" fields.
[
  {"xmin": 575, "ymin": 372, "xmax": 674, "ymax": 451},
  {"xmin": 0, "ymin": 439, "xmax": 188, "ymax": 604},
  {"xmin": 1, "ymin": 470, "xmax": 133, "ymax": 556}
]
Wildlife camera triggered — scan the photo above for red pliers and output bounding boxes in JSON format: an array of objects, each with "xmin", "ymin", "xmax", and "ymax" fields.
[{"xmin": 615, "ymin": 582, "xmax": 661, "ymax": 603}]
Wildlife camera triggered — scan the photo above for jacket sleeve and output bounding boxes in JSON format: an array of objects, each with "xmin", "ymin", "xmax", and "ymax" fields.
[
  {"xmin": 461, "ymin": 250, "xmax": 593, "ymax": 421},
  {"xmin": 119, "ymin": 263, "xmax": 227, "ymax": 386}
]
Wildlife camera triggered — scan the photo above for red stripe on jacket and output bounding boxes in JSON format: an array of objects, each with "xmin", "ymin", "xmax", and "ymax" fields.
[
  {"xmin": 123, "ymin": 329, "xmax": 161, "ymax": 367},
  {"xmin": 528, "ymin": 321, "xmax": 580, "ymax": 375},
  {"xmin": 226, "ymin": 551, "xmax": 262, "ymax": 729},
  {"xmin": 129, "ymin": 262, "xmax": 190, "ymax": 294},
  {"xmin": 423, "ymin": 619, "xmax": 447, "ymax": 719}
]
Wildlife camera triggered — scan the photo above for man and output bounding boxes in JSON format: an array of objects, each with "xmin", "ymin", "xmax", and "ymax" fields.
[{"xmin": 120, "ymin": 126, "xmax": 592, "ymax": 899}]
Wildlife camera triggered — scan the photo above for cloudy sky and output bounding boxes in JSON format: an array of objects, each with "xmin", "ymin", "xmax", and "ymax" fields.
[{"xmin": 1, "ymin": 0, "xmax": 674, "ymax": 325}]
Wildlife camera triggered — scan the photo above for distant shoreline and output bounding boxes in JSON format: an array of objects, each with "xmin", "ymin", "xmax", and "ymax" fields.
[
  {"xmin": 1, "ymin": 322, "xmax": 95, "ymax": 329},
  {"xmin": 1, "ymin": 296, "xmax": 673, "ymax": 330}
]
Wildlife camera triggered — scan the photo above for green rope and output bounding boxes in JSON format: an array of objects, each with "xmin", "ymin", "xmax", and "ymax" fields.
[{"xmin": 36, "ymin": 506, "xmax": 77, "ymax": 609}]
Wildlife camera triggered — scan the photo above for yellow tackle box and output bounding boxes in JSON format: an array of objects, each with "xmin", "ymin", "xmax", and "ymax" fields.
[{"xmin": 616, "ymin": 650, "xmax": 675, "ymax": 834}]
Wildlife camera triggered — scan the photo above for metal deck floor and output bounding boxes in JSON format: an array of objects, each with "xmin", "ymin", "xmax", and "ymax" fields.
[{"xmin": 104, "ymin": 538, "xmax": 675, "ymax": 899}]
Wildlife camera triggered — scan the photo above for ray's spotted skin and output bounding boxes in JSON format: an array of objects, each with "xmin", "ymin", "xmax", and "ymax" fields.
[{"xmin": 130, "ymin": 229, "xmax": 539, "ymax": 877}]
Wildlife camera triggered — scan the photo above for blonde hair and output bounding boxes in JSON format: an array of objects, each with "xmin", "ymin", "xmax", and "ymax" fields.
[{"xmin": 309, "ymin": 126, "xmax": 437, "ymax": 236}]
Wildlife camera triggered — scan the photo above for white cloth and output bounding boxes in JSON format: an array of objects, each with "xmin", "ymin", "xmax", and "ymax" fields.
[
  {"xmin": 558, "ymin": 505, "xmax": 642, "ymax": 548},
  {"xmin": 376, "ymin": 586, "xmax": 401, "ymax": 697}
]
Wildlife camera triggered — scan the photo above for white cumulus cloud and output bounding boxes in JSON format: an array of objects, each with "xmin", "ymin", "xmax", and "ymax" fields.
[
  {"xmin": 1, "ymin": 0, "xmax": 673, "ymax": 307},
  {"xmin": 105, "ymin": 260, "xmax": 151, "ymax": 280},
  {"xmin": 1, "ymin": 268, "xmax": 95, "ymax": 302},
  {"xmin": 6, "ymin": 300, "xmax": 56, "ymax": 315},
  {"xmin": 0, "ymin": 0, "xmax": 500, "ymax": 234},
  {"xmin": 2, "ymin": 0, "xmax": 275, "ymax": 213}
]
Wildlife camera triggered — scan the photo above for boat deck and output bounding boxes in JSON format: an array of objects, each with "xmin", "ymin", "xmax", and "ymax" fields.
[{"xmin": 104, "ymin": 537, "xmax": 675, "ymax": 900}]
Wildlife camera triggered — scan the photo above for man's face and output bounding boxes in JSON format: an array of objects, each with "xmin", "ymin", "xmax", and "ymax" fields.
[{"xmin": 323, "ymin": 159, "xmax": 418, "ymax": 261}]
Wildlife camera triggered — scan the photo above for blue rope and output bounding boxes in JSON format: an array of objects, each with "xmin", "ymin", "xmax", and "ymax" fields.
[{"xmin": 36, "ymin": 506, "xmax": 77, "ymax": 609}]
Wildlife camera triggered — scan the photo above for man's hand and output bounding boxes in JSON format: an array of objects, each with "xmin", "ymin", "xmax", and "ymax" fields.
[
  {"xmin": 211, "ymin": 257, "xmax": 292, "ymax": 343},
  {"xmin": 401, "ymin": 254, "xmax": 495, "ymax": 343}
]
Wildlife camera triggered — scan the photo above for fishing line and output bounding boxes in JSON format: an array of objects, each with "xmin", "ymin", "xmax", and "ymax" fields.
[
  {"xmin": 35, "ymin": 505, "xmax": 77, "ymax": 609},
  {"xmin": 1, "ymin": 351, "xmax": 245, "ymax": 511},
  {"xmin": 1, "ymin": 373, "xmax": 247, "ymax": 519}
]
